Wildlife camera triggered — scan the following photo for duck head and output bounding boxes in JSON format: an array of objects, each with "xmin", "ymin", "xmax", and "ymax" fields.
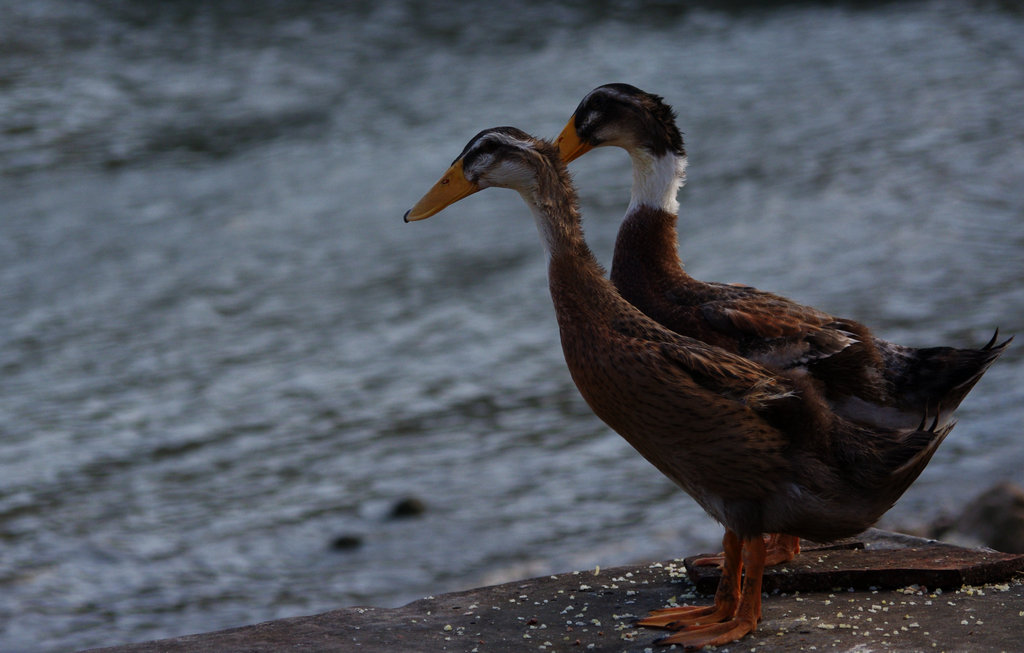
[
  {"xmin": 405, "ymin": 127, "xmax": 561, "ymax": 222},
  {"xmin": 556, "ymin": 83, "xmax": 685, "ymax": 163}
]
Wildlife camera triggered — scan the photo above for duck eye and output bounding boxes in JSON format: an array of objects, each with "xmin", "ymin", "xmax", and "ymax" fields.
[
  {"xmin": 467, "ymin": 137, "xmax": 516, "ymax": 178},
  {"xmin": 464, "ymin": 139, "xmax": 498, "ymax": 166},
  {"xmin": 476, "ymin": 139, "xmax": 500, "ymax": 157},
  {"xmin": 577, "ymin": 110, "xmax": 600, "ymax": 135}
]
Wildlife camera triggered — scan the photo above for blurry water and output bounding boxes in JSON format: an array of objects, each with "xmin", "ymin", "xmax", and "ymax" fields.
[{"xmin": 1, "ymin": 1, "xmax": 1022, "ymax": 651}]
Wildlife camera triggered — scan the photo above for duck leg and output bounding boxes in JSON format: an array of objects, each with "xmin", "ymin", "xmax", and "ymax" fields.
[
  {"xmin": 656, "ymin": 534, "xmax": 766, "ymax": 648},
  {"xmin": 636, "ymin": 529, "xmax": 742, "ymax": 629},
  {"xmin": 690, "ymin": 532, "xmax": 800, "ymax": 569}
]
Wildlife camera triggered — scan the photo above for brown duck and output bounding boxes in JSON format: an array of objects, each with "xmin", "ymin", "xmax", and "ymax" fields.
[
  {"xmin": 556, "ymin": 82, "xmax": 1010, "ymax": 574},
  {"xmin": 404, "ymin": 127, "xmax": 997, "ymax": 647}
]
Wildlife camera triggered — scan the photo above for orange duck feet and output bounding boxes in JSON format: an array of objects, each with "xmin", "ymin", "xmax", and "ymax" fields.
[
  {"xmin": 655, "ymin": 614, "xmax": 758, "ymax": 648},
  {"xmin": 642, "ymin": 531, "xmax": 767, "ymax": 649},
  {"xmin": 636, "ymin": 602, "xmax": 735, "ymax": 629},
  {"xmin": 638, "ymin": 529, "xmax": 743, "ymax": 630},
  {"xmin": 690, "ymin": 532, "xmax": 800, "ymax": 569}
]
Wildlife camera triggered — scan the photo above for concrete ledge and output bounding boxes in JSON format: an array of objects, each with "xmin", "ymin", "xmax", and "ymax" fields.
[{"xmin": 81, "ymin": 530, "xmax": 1024, "ymax": 652}]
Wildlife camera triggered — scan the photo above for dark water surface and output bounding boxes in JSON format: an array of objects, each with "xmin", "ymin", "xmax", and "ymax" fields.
[{"xmin": 2, "ymin": 1, "xmax": 1023, "ymax": 650}]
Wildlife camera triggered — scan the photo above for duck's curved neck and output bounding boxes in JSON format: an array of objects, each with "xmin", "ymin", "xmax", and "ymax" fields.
[
  {"xmin": 626, "ymin": 149, "xmax": 687, "ymax": 216},
  {"xmin": 523, "ymin": 188, "xmax": 599, "ymax": 272},
  {"xmin": 520, "ymin": 176, "xmax": 612, "ymax": 320},
  {"xmin": 612, "ymin": 149, "xmax": 689, "ymax": 281}
]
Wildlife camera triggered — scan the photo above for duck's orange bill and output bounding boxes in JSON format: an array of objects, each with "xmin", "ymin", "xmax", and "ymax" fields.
[
  {"xmin": 404, "ymin": 160, "xmax": 480, "ymax": 222},
  {"xmin": 555, "ymin": 116, "xmax": 593, "ymax": 163}
]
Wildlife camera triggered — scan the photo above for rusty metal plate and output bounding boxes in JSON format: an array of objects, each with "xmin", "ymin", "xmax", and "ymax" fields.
[{"xmin": 686, "ymin": 533, "xmax": 1024, "ymax": 594}]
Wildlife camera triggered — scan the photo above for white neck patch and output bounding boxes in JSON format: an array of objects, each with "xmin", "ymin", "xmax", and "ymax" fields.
[
  {"xmin": 523, "ymin": 190, "xmax": 559, "ymax": 261},
  {"xmin": 626, "ymin": 150, "xmax": 687, "ymax": 215}
]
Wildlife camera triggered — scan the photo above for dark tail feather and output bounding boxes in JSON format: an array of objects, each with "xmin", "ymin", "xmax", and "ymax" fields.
[
  {"xmin": 889, "ymin": 329, "xmax": 1011, "ymax": 414},
  {"xmin": 947, "ymin": 330, "xmax": 1012, "ymax": 394},
  {"xmin": 983, "ymin": 329, "xmax": 1001, "ymax": 350}
]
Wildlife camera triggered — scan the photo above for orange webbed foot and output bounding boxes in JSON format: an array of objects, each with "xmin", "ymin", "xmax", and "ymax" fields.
[
  {"xmin": 635, "ymin": 602, "xmax": 734, "ymax": 629},
  {"xmin": 643, "ymin": 532, "xmax": 767, "ymax": 649},
  {"xmin": 639, "ymin": 530, "xmax": 743, "ymax": 630},
  {"xmin": 655, "ymin": 615, "xmax": 757, "ymax": 648},
  {"xmin": 688, "ymin": 553, "xmax": 727, "ymax": 569}
]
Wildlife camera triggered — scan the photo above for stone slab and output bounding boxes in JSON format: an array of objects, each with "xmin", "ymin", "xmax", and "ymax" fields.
[{"xmin": 80, "ymin": 530, "xmax": 1024, "ymax": 653}]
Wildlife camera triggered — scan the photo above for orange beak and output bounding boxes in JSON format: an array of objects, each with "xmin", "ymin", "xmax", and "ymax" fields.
[
  {"xmin": 404, "ymin": 160, "xmax": 481, "ymax": 222},
  {"xmin": 555, "ymin": 115, "xmax": 594, "ymax": 163}
]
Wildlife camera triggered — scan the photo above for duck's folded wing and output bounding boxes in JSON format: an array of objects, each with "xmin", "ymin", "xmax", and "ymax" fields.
[
  {"xmin": 665, "ymin": 339, "xmax": 797, "ymax": 406},
  {"xmin": 611, "ymin": 314, "xmax": 796, "ymax": 406},
  {"xmin": 697, "ymin": 286, "xmax": 861, "ymax": 369}
]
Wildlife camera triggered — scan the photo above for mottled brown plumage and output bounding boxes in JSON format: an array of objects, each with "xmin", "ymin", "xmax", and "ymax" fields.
[{"xmin": 405, "ymin": 127, "xmax": 980, "ymax": 647}]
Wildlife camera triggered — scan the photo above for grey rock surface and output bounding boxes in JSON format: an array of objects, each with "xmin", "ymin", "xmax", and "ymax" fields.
[{"xmin": 81, "ymin": 530, "xmax": 1024, "ymax": 653}]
